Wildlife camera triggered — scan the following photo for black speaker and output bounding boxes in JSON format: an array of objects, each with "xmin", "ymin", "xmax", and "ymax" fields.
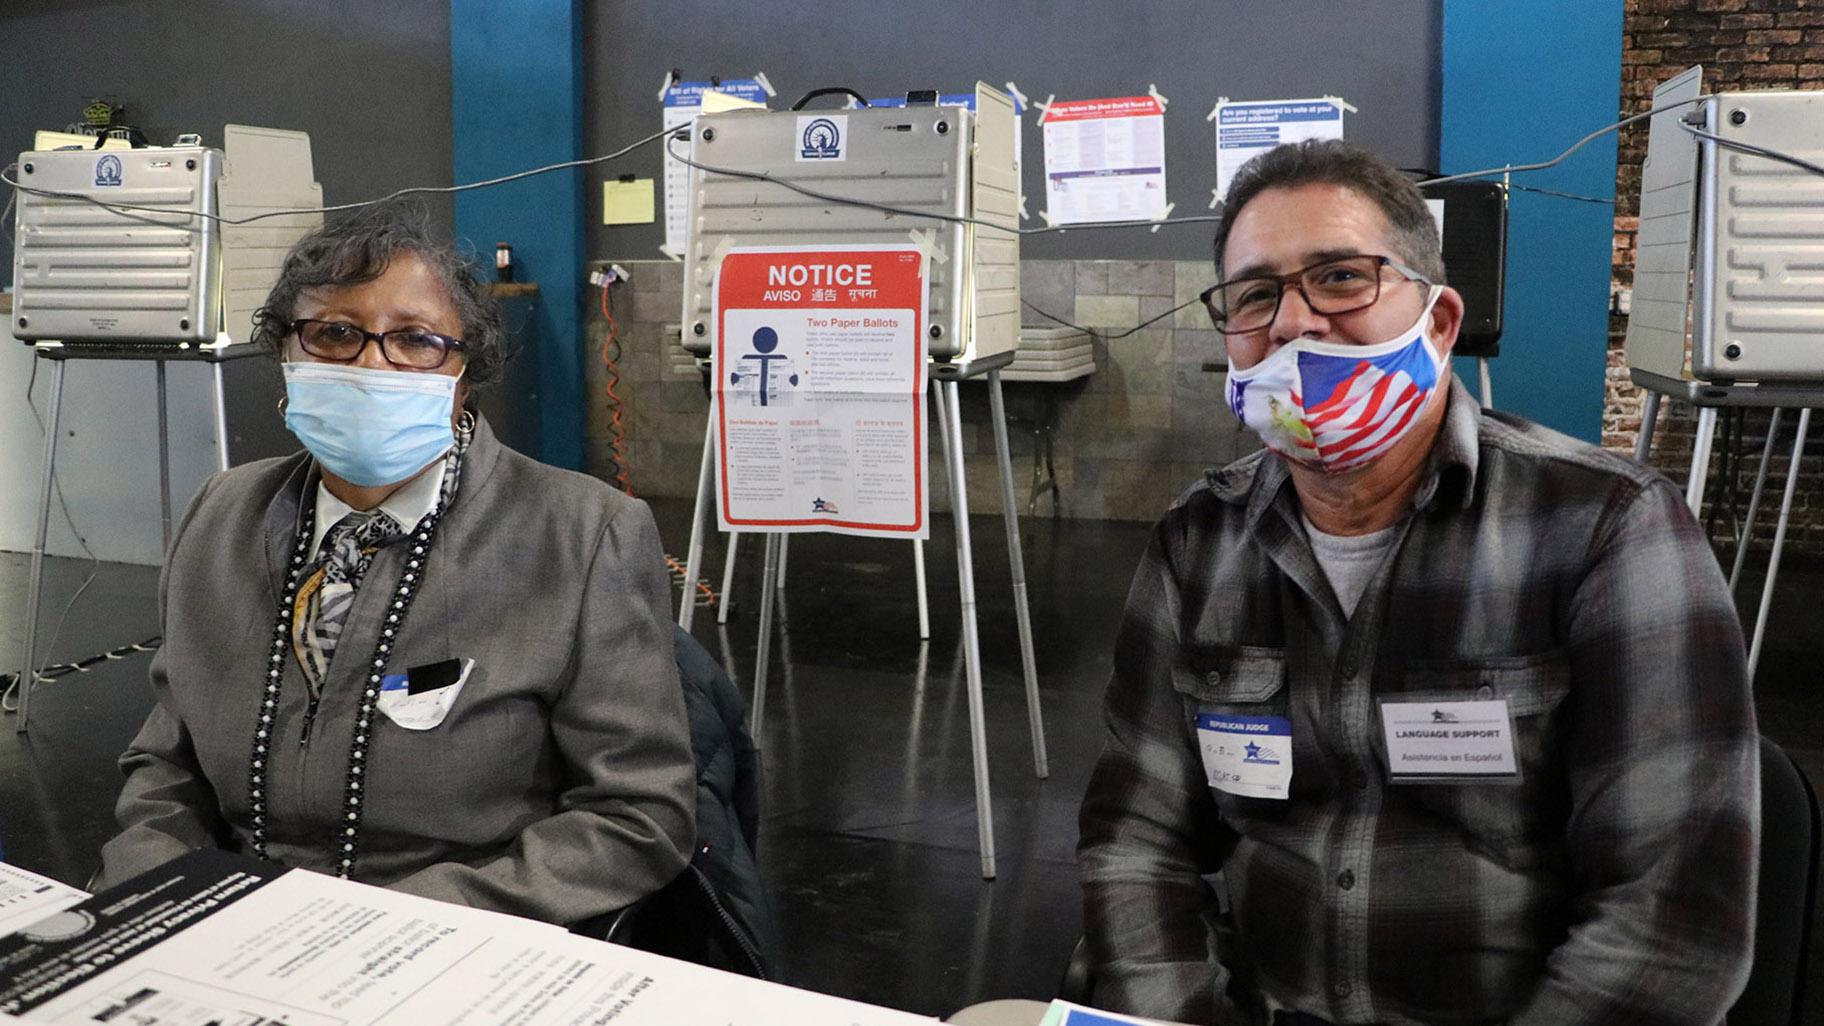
[{"xmin": 1419, "ymin": 181, "xmax": 1507, "ymax": 359}]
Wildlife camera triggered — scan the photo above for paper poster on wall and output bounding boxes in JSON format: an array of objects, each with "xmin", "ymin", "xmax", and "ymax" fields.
[
  {"xmin": 1039, "ymin": 96, "xmax": 1168, "ymax": 225},
  {"xmin": 713, "ymin": 246, "xmax": 929, "ymax": 539},
  {"xmin": 1212, "ymin": 97, "xmax": 1351, "ymax": 202},
  {"xmin": 660, "ymin": 78, "xmax": 770, "ymax": 257}
]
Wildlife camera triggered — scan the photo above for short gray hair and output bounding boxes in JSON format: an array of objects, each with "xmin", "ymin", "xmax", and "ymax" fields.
[
  {"xmin": 1212, "ymin": 139, "xmax": 1446, "ymax": 285},
  {"xmin": 251, "ymin": 202, "xmax": 508, "ymax": 398}
]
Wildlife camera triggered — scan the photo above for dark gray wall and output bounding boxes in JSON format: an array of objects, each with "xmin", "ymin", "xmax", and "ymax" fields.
[
  {"xmin": 584, "ymin": 0, "xmax": 1442, "ymax": 263},
  {"xmin": 1, "ymin": 0, "xmax": 454, "ymax": 464}
]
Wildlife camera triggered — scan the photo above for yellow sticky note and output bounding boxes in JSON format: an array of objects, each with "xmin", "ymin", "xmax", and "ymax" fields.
[{"xmin": 603, "ymin": 178, "xmax": 656, "ymax": 225}]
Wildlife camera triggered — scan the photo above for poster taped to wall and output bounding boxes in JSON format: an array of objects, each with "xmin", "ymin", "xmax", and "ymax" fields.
[
  {"xmin": 1213, "ymin": 97, "xmax": 1351, "ymax": 201},
  {"xmin": 713, "ymin": 245, "xmax": 929, "ymax": 539},
  {"xmin": 1040, "ymin": 95, "xmax": 1168, "ymax": 225},
  {"xmin": 660, "ymin": 78, "xmax": 769, "ymax": 257}
]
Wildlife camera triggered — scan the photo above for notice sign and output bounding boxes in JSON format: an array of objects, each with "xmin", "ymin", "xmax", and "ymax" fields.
[
  {"xmin": 714, "ymin": 246, "xmax": 929, "ymax": 539},
  {"xmin": 1214, "ymin": 97, "xmax": 1349, "ymax": 201},
  {"xmin": 1040, "ymin": 96, "xmax": 1168, "ymax": 225}
]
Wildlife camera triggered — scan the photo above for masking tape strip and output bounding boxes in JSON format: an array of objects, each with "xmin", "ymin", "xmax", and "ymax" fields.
[
  {"xmin": 1035, "ymin": 93, "xmax": 1056, "ymax": 120},
  {"xmin": 907, "ymin": 228, "xmax": 948, "ymax": 265},
  {"xmin": 1148, "ymin": 84, "xmax": 1168, "ymax": 109},
  {"xmin": 1326, "ymin": 94, "xmax": 1358, "ymax": 114},
  {"xmin": 1209, "ymin": 187, "xmax": 1223, "ymax": 210},
  {"xmin": 658, "ymin": 243, "xmax": 683, "ymax": 262},
  {"xmin": 658, "ymin": 72, "xmax": 674, "ymax": 103},
  {"xmin": 1149, "ymin": 202, "xmax": 1176, "ymax": 233},
  {"xmin": 1004, "ymin": 81, "xmax": 1029, "ymax": 111},
  {"xmin": 1206, "ymin": 96, "xmax": 1231, "ymax": 122},
  {"xmin": 1038, "ymin": 209, "xmax": 1059, "ymax": 229},
  {"xmin": 1018, "ymin": 194, "xmax": 1030, "ymax": 221},
  {"xmin": 754, "ymin": 72, "xmax": 776, "ymax": 98}
]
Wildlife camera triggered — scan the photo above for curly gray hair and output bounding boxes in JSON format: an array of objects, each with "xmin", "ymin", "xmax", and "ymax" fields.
[{"xmin": 251, "ymin": 202, "xmax": 508, "ymax": 398}]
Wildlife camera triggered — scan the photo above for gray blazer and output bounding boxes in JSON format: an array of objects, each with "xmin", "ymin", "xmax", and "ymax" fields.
[{"xmin": 97, "ymin": 419, "xmax": 696, "ymax": 926}]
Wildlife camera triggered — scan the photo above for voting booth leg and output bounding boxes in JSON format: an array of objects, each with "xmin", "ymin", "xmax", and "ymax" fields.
[
  {"xmin": 1748, "ymin": 408, "xmax": 1810, "ymax": 681},
  {"xmin": 988, "ymin": 370, "xmax": 1048, "ymax": 779},
  {"xmin": 680, "ymin": 411, "xmax": 717, "ymax": 630},
  {"xmin": 777, "ymin": 535, "xmax": 789, "ymax": 591},
  {"xmin": 157, "ymin": 361, "xmax": 174, "ymax": 550},
  {"xmin": 1685, "ymin": 406, "xmax": 1720, "ymax": 515},
  {"xmin": 717, "ymin": 532, "xmax": 741, "ymax": 625},
  {"xmin": 1636, "ymin": 391, "xmax": 1662, "ymax": 464},
  {"xmin": 751, "ymin": 532, "xmax": 783, "ymax": 737},
  {"xmin": 935, "ymin": 380, "xmax": 998, "ymax": 879},
  {"xmin": 1477, "ymin": 358, "xmax": 1493, "ymax": 409},
  {"xmin": 914, "ymin": 540, "xmax": 931, "ymax": 640},
  {"xmin": 1730, "ymin": 408, "xmax": 1784, "ymax": 596},
  {"xmin": 17, "ymin": 359, "xmax": 68, "ymax": 734},
  {"xmin": 210, "ymin": 361, "xmax": 230, "ymax": 473}
]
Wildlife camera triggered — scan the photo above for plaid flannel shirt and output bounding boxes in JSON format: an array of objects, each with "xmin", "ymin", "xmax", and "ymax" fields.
[{"xmin": 1079, "ymin": 380, "xmax": 1758, "ymax": 1026}]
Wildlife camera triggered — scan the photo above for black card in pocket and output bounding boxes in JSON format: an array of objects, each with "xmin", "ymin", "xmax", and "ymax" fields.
[{"xmin": 407, "ymin": 659, "xmax": 463, "ymax": 695}]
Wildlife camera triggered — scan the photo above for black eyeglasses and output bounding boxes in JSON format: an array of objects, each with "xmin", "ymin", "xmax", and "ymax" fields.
[
  {"xmin": 1199, "ymin": 255, "xmax": 1429, "ymax": 335},
  {"xmin": 288, "ymin": 319, "xmax": 466, "ymax": 370}
]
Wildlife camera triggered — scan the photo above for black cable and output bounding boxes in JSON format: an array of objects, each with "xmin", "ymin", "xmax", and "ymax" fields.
[
  {"xmin": 1021, "ymin": 296, "xmax": 1200, "ymax": 342},
  {"xmin": 1681, "ymin": 123, "xmax": 1824, "ymax": 179},
  {"xmin": 0, "ymin": 126, "xmax": 677, "ymax": 231}
]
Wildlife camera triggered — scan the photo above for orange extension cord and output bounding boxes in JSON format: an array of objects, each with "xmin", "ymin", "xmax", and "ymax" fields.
[{"xmin": 599, "ymin": 277, "xmax": 716, "ymax": 608}]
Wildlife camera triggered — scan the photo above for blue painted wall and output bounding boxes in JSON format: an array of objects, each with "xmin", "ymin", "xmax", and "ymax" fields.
[
  {"xmin": 450, "ymin": 0, "xmax": 585, "ymax": 469},
  {"xmin": 1441, "ymin": 0, "xmax": 1624, "ymax": 443}
]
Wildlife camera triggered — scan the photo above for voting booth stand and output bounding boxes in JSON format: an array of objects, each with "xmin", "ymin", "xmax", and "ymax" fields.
[
  {"xmin": 8, "ymin": 126, "xmax": 322, "ymax": 734},
  {"xmin": 1628, "ymin": 67, "xmax": 1824, "ymax": 681},
  {"xmin": 672, "ymin": 87, "xmax": 1041, "ymax": 879}
]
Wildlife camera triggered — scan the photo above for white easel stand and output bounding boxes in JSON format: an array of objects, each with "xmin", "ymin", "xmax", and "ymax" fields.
[
  {"xmin": 1635, "ymin": 376, "xmax": 1824, "ymax": 681},
  {"xmin": 676, "ymin": 355, "xmax": 1048, "ymax": 879},
  {"xmin": 17, "ymin": 342, "xmax": 246, "ymax": 734}
]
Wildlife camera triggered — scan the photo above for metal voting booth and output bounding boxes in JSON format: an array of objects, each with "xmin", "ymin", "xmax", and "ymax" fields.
[
  {"xmin": 673, "ymin": 84, "xmax": 1039, "ymax": 878},
  {"xmin": 9, "ymin": 125, "xmax": 323, "ymax": 733},
  {"xmin": 1628, "ymin": 66, "xmax": 1824, "ymax": 680}
]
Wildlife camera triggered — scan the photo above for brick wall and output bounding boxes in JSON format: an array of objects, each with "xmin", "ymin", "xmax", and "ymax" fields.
[{"xmin": 1609, "ymin": 0, "xmax": 1824, "ymax": 555}]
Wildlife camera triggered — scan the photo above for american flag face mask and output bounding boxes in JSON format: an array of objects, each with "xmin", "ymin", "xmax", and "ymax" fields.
[{"xmin": 1226, "ymin": 287, "xmax": 1444, "ymax": 474}]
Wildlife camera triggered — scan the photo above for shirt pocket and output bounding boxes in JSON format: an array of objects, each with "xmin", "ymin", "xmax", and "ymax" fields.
[
  {"xmin": 1172, "ymin": 646, "xmax": 1293, "ymax": 820},
  {"xmin": 1393, "ymin": 653, "xmax": 1573, "ymax": 863}
]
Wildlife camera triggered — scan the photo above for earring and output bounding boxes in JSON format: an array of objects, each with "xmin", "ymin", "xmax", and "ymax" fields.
[{"xmin": 277, "ymin": 396, "xmax": 288, "ymax": 415}]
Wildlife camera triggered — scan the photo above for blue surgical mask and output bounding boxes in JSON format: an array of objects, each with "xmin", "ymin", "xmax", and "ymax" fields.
[{"xmin": 282, "ymin": 363, "xmax": 460, "ymax": 487}]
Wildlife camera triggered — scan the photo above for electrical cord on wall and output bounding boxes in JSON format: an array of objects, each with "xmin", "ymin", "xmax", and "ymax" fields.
[{"xmin": 598, "ymin": 278, "xmax": 633, "ymax": 494}]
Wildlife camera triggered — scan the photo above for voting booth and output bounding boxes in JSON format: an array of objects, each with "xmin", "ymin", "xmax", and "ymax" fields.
[
  {"xmin": 1627, "ymin": 66, "xmax": 1824, "ymax": 683},
  {"xmin": 670, "ymin": 85, "xmax": 1042, "ymax": 879}
]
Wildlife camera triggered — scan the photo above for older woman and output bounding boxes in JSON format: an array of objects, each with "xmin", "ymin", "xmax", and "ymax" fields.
[{"xmin": 95, "ymin": 207, "xmax": 696, "ymax": 927}]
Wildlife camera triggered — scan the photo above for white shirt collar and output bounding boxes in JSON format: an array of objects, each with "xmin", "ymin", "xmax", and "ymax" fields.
[{"xmin": 309, "ymin": 455, "xmax": 448, "ymax": 556}]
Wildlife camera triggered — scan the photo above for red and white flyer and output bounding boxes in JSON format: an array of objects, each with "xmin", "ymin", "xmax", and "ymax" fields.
[
  {"xmin": 713, "ymin": 245, "xmax": 929, "ymax": 539},
  {"xmin": 1040, "ymin": 95, "xmax": 1168, "ymax": 225}
]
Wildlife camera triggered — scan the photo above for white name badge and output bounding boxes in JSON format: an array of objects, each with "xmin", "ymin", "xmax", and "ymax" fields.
[
  {"xmin": 376, "ymin": 658, "xmax": 474, "ymax": 731},
  {"xmin": 1196, "ymin": 714, "xmax": 1293, "ymax": 800},
  {"xmin": 1379, "ymin": 699, "xmax": 1518, "ymax": 781}
]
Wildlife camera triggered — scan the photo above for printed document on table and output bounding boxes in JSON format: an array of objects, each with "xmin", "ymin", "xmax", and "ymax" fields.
[
  {"xmin": 0, "ymin": 850, "xmax": 936, "ymax": 1025},
  {"xmin": 0, "ymin": 863, "xmax": 86, "ymax": 940},
  {"xmin": 1040, "ymin": 96, "xmax": 1168, "ymax": 225},
  {"xmin": 1213, "ymin": 97, "xmax": 1348, "ymax": 201}
]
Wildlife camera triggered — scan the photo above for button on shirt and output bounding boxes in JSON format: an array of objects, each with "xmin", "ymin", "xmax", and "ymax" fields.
[{"xmin": 1077, "ymin": 381, "xmax": 1759, "ymax": 1026}]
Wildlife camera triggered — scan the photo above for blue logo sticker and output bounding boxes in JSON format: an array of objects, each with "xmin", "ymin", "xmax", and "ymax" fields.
[
  {"xmin": 800, "ymin": 117, "xmax": 842, "ymax": 159},
  {"xmin": 94, "ymin": 154, "xmax": 123, "ymax": 187}
]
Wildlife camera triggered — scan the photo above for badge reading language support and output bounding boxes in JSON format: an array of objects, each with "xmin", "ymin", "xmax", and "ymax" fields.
[
  {"xmin": 1196, "ymin": 714, "xmax": 1293, "ymax": 800},
  {"xmin": 1379, "ymin": 699, "xmax": 1518, "ymax": 782}
]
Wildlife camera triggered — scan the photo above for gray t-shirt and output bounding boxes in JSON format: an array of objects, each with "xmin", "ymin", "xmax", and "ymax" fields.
[{"xmin": 1302, "ymin": 515, "xmax": 1400, "ymax": 617}]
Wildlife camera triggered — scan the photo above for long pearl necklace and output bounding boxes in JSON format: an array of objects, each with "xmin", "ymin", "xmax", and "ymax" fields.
[{"xmin": 246, "ymin": 464, "xmax": 451, "ymax": 878}]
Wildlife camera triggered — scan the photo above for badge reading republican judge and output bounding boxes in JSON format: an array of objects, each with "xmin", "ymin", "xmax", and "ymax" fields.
[{"xmin": 1196, "ymin": 714, "xmax": 1293, "ymax": 800}]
